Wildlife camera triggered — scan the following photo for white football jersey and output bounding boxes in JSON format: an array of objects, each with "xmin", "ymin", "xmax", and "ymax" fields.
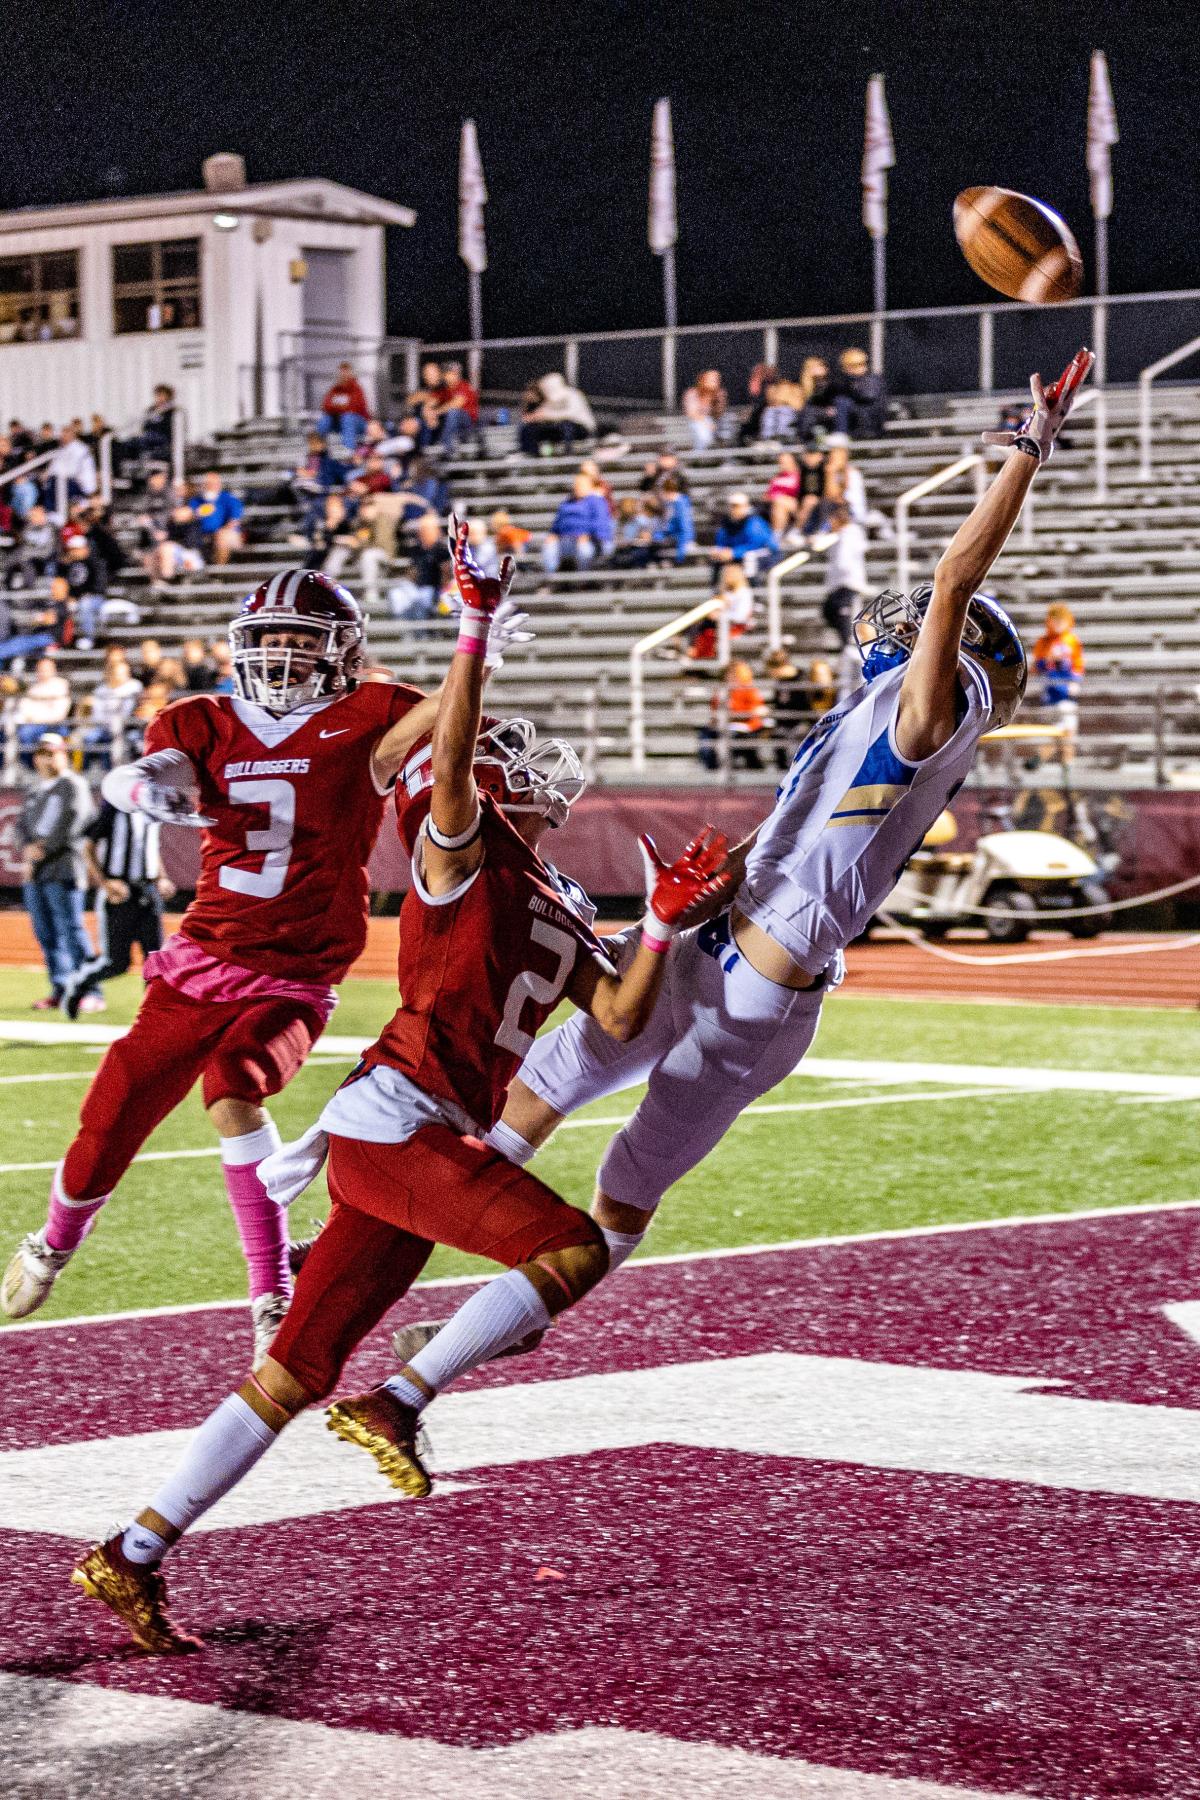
[{"xmin": 736, "ymin": 661, "xmax": 992, "ymax": 975}]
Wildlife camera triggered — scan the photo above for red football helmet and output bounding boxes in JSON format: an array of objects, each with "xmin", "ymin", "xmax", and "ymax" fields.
[
  {"xmin": 229, "ymin": 570, "xmax": 366, "ymax": 713},
  {"xmin": 397, "ymin": 717, "xmax": 586, "ymax": 846}
]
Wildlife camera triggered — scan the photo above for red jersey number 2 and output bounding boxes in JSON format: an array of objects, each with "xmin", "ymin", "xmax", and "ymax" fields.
[
  {"xmin": 219, "ymin": 778, "xmax": 297, "ymax": 900},
  {"xmin": 495, "ymin": 918, "xmax": 577, "ymax": 1057}
]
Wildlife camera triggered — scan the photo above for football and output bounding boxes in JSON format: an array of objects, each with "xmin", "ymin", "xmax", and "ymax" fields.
[{"xmin": 953, "ymin": 186, "xmax": 1083, "ymax": 304}]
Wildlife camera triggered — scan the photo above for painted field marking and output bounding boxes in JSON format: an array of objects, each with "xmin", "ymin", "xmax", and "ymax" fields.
[
  {"xmin": 0, "ymin": 1677, "xmax": 1025, "ymax": 1800},
  {"xmin": 0, "ymin": 1086, "xmax": 1021, "ymax": 1177},
  {"xmin": 7, "ymin": 1195, "xmax": 1200, "ymax": 1334},
  {"xmin": 10, "ymin": 1350, "xmax": 1200, "ymax": 1544}
]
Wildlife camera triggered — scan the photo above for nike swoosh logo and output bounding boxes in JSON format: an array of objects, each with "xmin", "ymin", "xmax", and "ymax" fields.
[{"xmin": 319, "ymin": 728, "xmax": 351, "ymax": 739}]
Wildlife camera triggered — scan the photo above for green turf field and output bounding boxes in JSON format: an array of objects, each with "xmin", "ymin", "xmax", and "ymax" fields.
[{"xmin": 0, "ymin": 963, "xmax": 1195, "ymax": 1323}]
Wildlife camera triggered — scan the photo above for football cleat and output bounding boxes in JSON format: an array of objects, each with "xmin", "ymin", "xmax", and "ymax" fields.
[
  {"xmin": 326, "ymin": 1388, "xmax": 432, "ymax": 1498},
  {"xmin": 251, "ymin": 1292, "xmax": 289, "ymax": 1365},
  {"xmin": 390, "ymin": 1318, "xmax": 547, "ymax": 1365},
  {"xmin": 71, "ymin": 1535, "xmax": 202, "ymax": 1656},
  {"xmin": 1, "ymin": 1230, "xmax": 74, "ymax": 1319},
  {"xmin": 287, "ymin": 1226, "xmax": 323, "ymax": 1277}
]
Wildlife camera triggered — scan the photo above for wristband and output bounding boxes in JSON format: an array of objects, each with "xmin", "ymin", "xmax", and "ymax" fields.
[
  {"xmin": 456, "ymin": 609, "xmax": 490, "ymax": 656},
  {"xmin": 1012, "ymin": 436, "xmax": 1042, "ymax": 462},
  {"xmin": 640, "ymin": 911, "xmax": 674, "ymax": 953}
]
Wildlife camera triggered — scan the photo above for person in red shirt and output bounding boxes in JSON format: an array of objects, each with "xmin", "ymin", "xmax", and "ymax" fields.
[
  {"xmin": 0, "ymin": 572, "xmax": 452, "ymax": 1360},
  {"xmin": 316, "ymin": 361, "xmax": 371, "ymax": 452},
  {"xmin": 70, "ymin": 524, "xmax": 726, "ymax": 1654},
  {"xmin": 431, "ymin": 359, "xmax": 480, "ymax": 456}
]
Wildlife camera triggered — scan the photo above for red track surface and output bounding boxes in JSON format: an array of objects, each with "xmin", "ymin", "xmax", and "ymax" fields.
[{"xmin": 2, "ymin": 912, "xmax": 1193, "ymax": 1010}]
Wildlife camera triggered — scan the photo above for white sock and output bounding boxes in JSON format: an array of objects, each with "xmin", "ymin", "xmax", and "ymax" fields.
[
  {"xmin": 219, "ymin": 1121, "xmax": 282, "ymax": 1166},
  {"xmin": 140, "ymin": 1394, "xmax": 281, "ymax": 1539},
  {"xmin": 600, "ymin": 1225, "xmax": 644, "ymax": 1272},
  {"xmin": 386, "ymin": 1269, "xmax": 552, "ymax": 1409},
  {"xmin": 483, "ymin": 1120, "xmax": 537, "ymax": 1167},
  {"xmin": 121, "ymin": 1523, "xmax": 169, "ymax": 1565}
]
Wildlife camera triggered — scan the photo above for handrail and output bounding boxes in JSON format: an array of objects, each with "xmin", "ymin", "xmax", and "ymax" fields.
[
  {"xmin": 765, "ymin": 548, "xmax": 811, "ymax": 650},
  {"xmin": 1139, "ymin": 334, "xmax": 1200, "ymax": 480},
  {"xmin": 630, "ymin": 596, "xmax": 730, "ymax": 773},
  {"xmin": 171, "ymin": 406, "xmax": 187, "ymax": 485},
  {"xmin": 894, "ymin": 454, "xmax": 983, "ymax": 592},
  {"xmin": 98, "ymin": 430, "xmax": 113, "ymax": 507},
  {"xmin": 0, "ymin": 447, "xmax": 55, "ymax": 493}
]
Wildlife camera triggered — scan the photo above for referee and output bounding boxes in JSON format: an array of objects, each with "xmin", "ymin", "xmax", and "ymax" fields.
[{"xmin": 62, "ymin": 800, "xmax": 175, "ymax": 1019}]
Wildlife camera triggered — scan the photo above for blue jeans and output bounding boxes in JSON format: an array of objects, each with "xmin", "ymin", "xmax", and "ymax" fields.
[
  {"xmin": 541, "ymin": 534, "xmax": 599, "ymax": 575},
  {"xmin": 0, "ymin": 631, "xmax": 54, "ymax": 667},
  {"xmin": 24, "ymin": 880, "xmax": 94, "ymax": 995},
  {"xmin": 387, "ymin": 581, "xmax": 437, "ymax": 620},
  {"xmin": 317, "ymin": 410, "xmax": 368, "ymax": 452},
  {"xmin": 438, "ymin": 407, "xmax": 474, "ymax": 455}
]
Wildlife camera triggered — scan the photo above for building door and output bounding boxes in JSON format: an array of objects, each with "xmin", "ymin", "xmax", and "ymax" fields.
[{"xmin": 301, "ymin": 248, "xmax": 354, "ymax": 409}]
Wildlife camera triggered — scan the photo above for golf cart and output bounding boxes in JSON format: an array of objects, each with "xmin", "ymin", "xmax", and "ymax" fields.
[{"xmin": 882, "ymin": 723, "xmax": 1113, "ymax": 943}]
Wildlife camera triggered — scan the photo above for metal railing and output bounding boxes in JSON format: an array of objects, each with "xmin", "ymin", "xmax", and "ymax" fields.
[
  {"xmin": 765, "ymin": 547, "xmax": 812, "ymax": 651},
  {"xmin": 630, "ymin": 597, "xmax": 730, "ymax": 773},
  {"xmin": 894, "ymin": 453, "xmax": 985, "ymax": 593},
  {"xmin": 1139, "ymin": 334, "xmax": 1200, "ymax": 480}
]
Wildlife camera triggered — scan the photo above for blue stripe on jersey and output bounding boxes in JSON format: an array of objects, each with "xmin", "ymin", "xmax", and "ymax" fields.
[{"xmin": 850, "ymin": 727, "xmax": 916, "ymax": 793}]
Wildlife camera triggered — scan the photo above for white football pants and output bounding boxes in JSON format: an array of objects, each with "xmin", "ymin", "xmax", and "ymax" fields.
[{"xmin": 519, "ymin": 915, "xmax": 842, "ymax": 1213}]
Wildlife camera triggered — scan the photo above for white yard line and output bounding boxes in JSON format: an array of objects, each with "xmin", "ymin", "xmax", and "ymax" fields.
[
  {"xmin": 6, "ymin": 1193, "xmax": 1200, "ymax": 1335},
  {"xmin": 0, "ymin": 1086, "xmax": 1020, "ymax": 1177}
]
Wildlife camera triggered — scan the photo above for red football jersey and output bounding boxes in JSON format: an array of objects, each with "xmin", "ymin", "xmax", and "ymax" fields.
[
  {"xmin": 147, "ymin": 682, "xmax": 422, "ymax": 983},
  {"xmin": 365, "ymin": 793, "xmax": 607, "ymax": 1128}
]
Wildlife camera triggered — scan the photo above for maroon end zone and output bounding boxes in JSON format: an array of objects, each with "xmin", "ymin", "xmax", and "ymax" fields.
[{"xmin": 3, "ymin": 1209, "xmax": 1200, "ymax": 1797}]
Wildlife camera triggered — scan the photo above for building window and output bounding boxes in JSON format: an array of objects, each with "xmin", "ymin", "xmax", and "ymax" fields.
[
  {"xmin": 112, "ymin": 237, "xmax": 202, "ymax": 335},
  {"xmin": 0, "ymin": 250, "xmax": 81, "ymax": 344}
]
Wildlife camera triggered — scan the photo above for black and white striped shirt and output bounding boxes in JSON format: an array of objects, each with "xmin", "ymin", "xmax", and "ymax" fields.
[{"xmin": 87, "ymin": 800, "xmax": 161, "ymax": 885}]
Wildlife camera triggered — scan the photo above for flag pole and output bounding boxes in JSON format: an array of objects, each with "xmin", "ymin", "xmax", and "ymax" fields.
[
  {"xmin": 861, "ymin": 74, "xmax": 894, "ymax": 378},
  {"xmin": 468, "ymin": 269, "xmax": 483, "ymax": 390},
  {"xmin": 458, "ymin": 118, "xmax": 488, "ymax": 391},
  {"xmin": 871, "ymin": 235, "xmax": 886, "ymax": 376},
  {"xmin": 649, "ymin": 98, "xmax": 679, "ymax": 410},
  {"xmin": 1087, "ymin": 49, "xmax": 1117, "ymax": 499}
]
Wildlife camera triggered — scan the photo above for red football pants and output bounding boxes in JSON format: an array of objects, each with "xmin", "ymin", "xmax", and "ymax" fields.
[
  {"xmin": 269, "ymin": 1125, "xmax": 601, "ymax": 1399},
  {"xmin": 61, "ymin": 979, "xmax": 327, "ymax": 1201}
]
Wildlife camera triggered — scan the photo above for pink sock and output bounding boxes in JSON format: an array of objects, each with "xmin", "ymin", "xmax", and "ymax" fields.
[
  {"xmin": 44, "ymin": 1166, "xmax": 108, "ymax": 1253},
  {"xmin": 220, "ymin": 1124, "xmax": 291, "ymax": 1300}
]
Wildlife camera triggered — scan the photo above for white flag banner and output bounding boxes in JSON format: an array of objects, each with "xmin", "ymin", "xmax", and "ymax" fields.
[
  {"xmin": 458, "ymin": 118, "xmax": 487, "ymax": 275},
  {"xmin": 648, "ymin": 97, "xmax": 677, "ymax": 255},
  {"xmin": 861, "ymin": 74, "xmax": 895, "ymax": 240},
  {"xmin": 1087, "ymin": 50, "xmax": 1118, "ymax": 221}
]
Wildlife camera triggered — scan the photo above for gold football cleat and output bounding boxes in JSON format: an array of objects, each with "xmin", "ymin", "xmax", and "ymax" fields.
[
  {"xmin": 71, "ymin": 1536, "xmax": 202, "ymax": 1655},
  {"xmin": 326, "ymin": 1389, "xmax": 432, "ymax": 1497},
  {"xmin": 2, "ymin": 1231, "xmax": 74, "ymax": 1319}
]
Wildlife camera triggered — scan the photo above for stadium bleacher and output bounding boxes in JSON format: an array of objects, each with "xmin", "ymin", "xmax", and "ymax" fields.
[{"xmin": 31, "ymin": 378, "xmax": 1200, "ymax": 786}]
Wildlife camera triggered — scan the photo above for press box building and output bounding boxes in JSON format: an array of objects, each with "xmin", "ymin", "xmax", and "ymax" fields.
[{"xmin": 0, "ymin": 155, "xmax": 416, "ymax": 441}]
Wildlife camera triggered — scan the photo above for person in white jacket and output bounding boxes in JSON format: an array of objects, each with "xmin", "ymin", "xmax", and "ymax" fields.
[{"xmin": 518, "ymin": 372, "xmax": 596, "ymax": 455}]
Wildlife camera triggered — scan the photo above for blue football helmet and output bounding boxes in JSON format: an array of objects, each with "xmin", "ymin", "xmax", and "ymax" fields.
[{"xmin": 854, "ymin": 582, "xmax": 1027, "ymax": 727}]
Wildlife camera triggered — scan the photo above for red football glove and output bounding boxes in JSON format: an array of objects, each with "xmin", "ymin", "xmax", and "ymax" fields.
[
  {"xmin": 450, "ymin": 515, "xmax": 516, "ymax": 654},
  {"xmin": 981, "ymin": 346, "xmax": 1094, "ymax": 466},
  {"xmin": 639, "ymin": 826, "xmax": 730, "ymax": 951}
]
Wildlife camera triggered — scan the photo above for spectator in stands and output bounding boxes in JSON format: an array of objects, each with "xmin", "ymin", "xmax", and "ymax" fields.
[
  {"xmin": 133, "ymin": 639, "xmax": 164, "ymax": 689},
  {"xmin": 639, "ymin": 450, "xmax": 689, "ymax": 498},
  {"xmin": 8, "ymin": 420, "xmax": 33, "ymax": 459},
  {"xmin": 61, "ymin": 539, "xmax": 110, "ymax": 647},
  {"xmin": 464, "ymin": 517, "xmax": 500, "ymax": 579},
  {"xmin": 541, "ymin": 471, "xmax": 614, "ymax": 573},
  {"xmin": 1032, "ymin": 603, "xmax": 1085, "ymax": 741},
  {"xmin": 36, "ymin": 577, "xmax": 78, "ymax": 652},
  {"xmin": 17, "ymin": 732, "xmax": 95, "ymax": 1008},
  {"xmin": 816, "ymin": 502, "xmax": 869, "ymax": 647},
  {"xmin": 490, "ymin": 509, "xmax": 533, "ymax": 557},
  {"xmin": 135, "ymin": 469, "xmax": 172, "ymax": 577},
  {"xmin": 406, "ymin": 360, "xmax": 448, "ymax": 426},
  {"xmin": 387, "ymin": 513, "xmax": 451, "ymax": 621},
  {"xmin": 829, "ymin": 347, "xmax": 887, "ymax": 439},
  {"xmin": 156, "ymin": 656, "xmax": 186, "ymax": 696},
  {"xmin": 579, "ymin": 457, "xmax": 615, "ymax": 519},
  {"xmin": 317, "ymin": 361, "xmax": 371, "ymax": 452},
  {"xmin": 698, "ymin": 660, "xmax": 770, "ymax": 771},
  {"xmin": 709, "ymin": 491, "xmax": 778, "ymax": 578},
  {"xmin": 132, "ymin": 679, "xmax": 175, "ymax": 728},
  {"xmin": 44, "ymin": 423, "xmax": 98, "ymax": 509},
  {"xmin": 739, "ymin": 363, "xmax": 781, "ymax": 445},
  {"xmin": 191, "ymin": 471, "xmax": 244, "ymax": 566},
  {"xmin": 687, "ymin": 562, "xmax": 755, "ymax": 660},
  {"xmin": 682, "ymin": 370, "xmax": 728, "ymax": 451},
  {"xmin": 181, "ymin": 638, "xmax": 215, "ymax": 693},
  {"xmin": 610, "ymin": 495, "xmax": 661, "ymax": 569},
  {"xmin": 654, "ymin": 474, "xmax": 695, "ymax": 564},
  {"xmin": 822, "ymin": 436, "xmax": 869, "ymax": 524},
  {"xmin": 356, "ymin": 451, "xmax": 396, "ymax": 496},
  {"xmin": 759, "ymin": 378, "xmax": 802, "ymax": 443},
  {"xmin": 1, "ymin": 434, "xmax": 39, "ymax": 520},
  {"xmin": 153, "ymin": 480, "xmax": 206, "ymax": 586},
  {"xmin": 795, "ymin": 357, "xmax": 837, "ymax": 444},
  {"xmin": 138, "ymin": 383, "xmax": 176, "ymax": 466},
  {"xmin": 765, "ymin": 452, "xmax": 802, "ymax": 538},
  {"xmin": 519, "ymin": 373, "xmax": 595, "ymax": 456},
  {"xmin": 291, "ymin": 431, "xmax": 347, "ymax": 537},
  {"xmin": 85, "ymin": 500, "xmax": 126, "ymax": 590},
  {"xmin": 86, "ymin": 648, "xmax": 142, "ymax": 766},
  {"xmin": 763, "ymin": 649, "xmax": 807, "ymax": 767},
  {"xmin": 7, "ymin": 502, "xmax": 56, "ymax": 588},
  {"xmin": 210, "ymin": 641, "xmax": 236, "ymax": 695},
  {"xmin": 306, "ymin": 492, "xmax": 359, "ymax": 574},
  {"xmin": 434, "ymin": 361, "xmax": 480, "ymax": 456},
  {"xmin": 394, "ymin": 455, "xmax": 450, "ymax": 527},
  {"xmin": 14, "ymin": 656, "xmax": 72, "ymax": 752}
]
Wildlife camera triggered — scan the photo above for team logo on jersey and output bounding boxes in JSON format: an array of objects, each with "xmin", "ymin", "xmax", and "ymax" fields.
[
  {"xmin": 827, "ymin": 728, "xmax": 916, "ymax": 829},
  {"xmin": 224, "ymin": 756, "xmax": 312, "ymax": 779}
]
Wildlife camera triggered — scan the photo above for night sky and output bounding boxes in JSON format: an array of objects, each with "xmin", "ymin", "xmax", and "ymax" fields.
[{"xmin": 2, "ymin": 1, "xmax": 1195, "ymax": 343}]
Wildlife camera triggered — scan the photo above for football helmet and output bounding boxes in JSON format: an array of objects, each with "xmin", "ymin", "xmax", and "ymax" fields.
[
  {"xmin": 854, "ymin": 583, "xmax": 1027, "ymax": 728},
  {"xmin": 474, "ymin": 719, "xmax": 586, "ymax": 829},
  {"xmin": 229, "ymin": 570, "xmax": 365, "ymax": 714}
]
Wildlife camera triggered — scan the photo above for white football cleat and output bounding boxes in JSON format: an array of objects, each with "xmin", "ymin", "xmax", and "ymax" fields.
[
  {"xmin": 1, "ymin": 1230, "xmax": 75, "ymax": 1319},
  {"xmin": 251, "ymin": 1292, "xmax": 289, "ymax": 1365}
]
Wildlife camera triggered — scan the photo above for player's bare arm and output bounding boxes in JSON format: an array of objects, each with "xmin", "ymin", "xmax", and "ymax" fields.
[
  {"xmin": 896, "ymin": 348, "xmax": 1094, "ymax": 762},
  {"xmin": 568, "ymin": 827, "xmax": 729, "ymax": 1042},
  {"xmin": 421, "ymin": 519, "xmax": 516, "ymax": 895}
]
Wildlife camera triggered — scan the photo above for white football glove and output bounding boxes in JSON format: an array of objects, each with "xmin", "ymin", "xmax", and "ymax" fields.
[
  {"xmin": 981, "ymin": 347, "xmax": 1095, "ymax": 467},
  {"xmin": 483, "ymin": 596, "xmax": 535, "ymax": 671},
  {"xmin": 133, "ymin": 779, "xmax": 214, "ymax": 828}
]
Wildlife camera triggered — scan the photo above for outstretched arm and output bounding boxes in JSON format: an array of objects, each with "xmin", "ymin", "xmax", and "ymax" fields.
[
  {"xmin": 419, "ymin": 520, "xmax": 515, "ymax": 897},
  {"xmin": 896, "ymin": 348, "xmax": 1093, "ymax": 761}
]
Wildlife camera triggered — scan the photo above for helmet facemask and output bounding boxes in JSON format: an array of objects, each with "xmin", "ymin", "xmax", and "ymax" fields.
[
  {"xmin": 476, "ymin": 719, "xmax": 586, "ymax": 829},
  {"xmin": 229, "ymin": 618, "xmax": 358, "ymax": 714},
  {"xmin": 853, "ymin": 582, "xmax": 1027, "ymax": 727},
  {"xmin": 854, "ymin": 584, "xmax": 928, "ymax": 682}
]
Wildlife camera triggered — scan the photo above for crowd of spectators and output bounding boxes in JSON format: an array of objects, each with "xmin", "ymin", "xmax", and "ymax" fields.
[{"xmin": 739, "ymin": 348, "xmax": 888, "ymax": 446}]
